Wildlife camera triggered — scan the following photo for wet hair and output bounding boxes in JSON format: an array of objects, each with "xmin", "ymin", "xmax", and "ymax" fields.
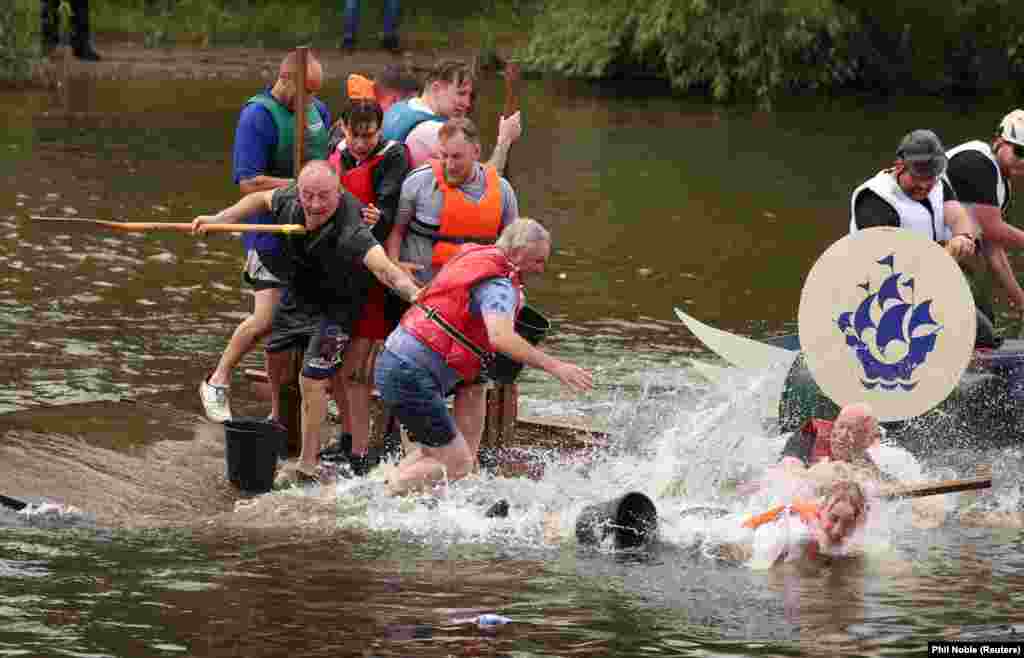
[
  {"xmin": 496, "ymin": 218, "xmax": 551, "ymax": 252},
  {"xmin": 824, "ymin": 479, "xmax": 867, "ymax": 521},
  {"xmin": 438, "ymin": 117, "xmax": 480, "ymax": 146},
  {"xmin": 424, "ymin": 59, "xmax": 475, "ymax": 88},
  {"xmin": 341, "ymin": 99, "xmax": 384, "ymax": 133},
  {"xmin": 377, "ymin": 64, "xmax": 421, "ymax": 96}
]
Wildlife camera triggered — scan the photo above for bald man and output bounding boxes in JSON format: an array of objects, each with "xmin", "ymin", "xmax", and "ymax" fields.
[
  {"xmin": 199, "ymin": 52, "xmax": 331, "ymax": 425},
  {"xmin": 778, "ymin": 402, "xmax": 882, "ymax": 469},
  {"xmin": 193, "ymin": 160, "xmax": 422, "ymax": 483}
]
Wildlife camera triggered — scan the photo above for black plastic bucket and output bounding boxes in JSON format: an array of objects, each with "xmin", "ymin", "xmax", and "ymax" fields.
[
  {"xmin": 489, "ymin": 305, "xmax": 551, "ymax": 383},
  {"xmin": 224, "ymin": 418, "xmax": 287, "ymax": 494},
  {"xmin": 575, "ymin": 492, "xmax": 658, "ymax": 549}
]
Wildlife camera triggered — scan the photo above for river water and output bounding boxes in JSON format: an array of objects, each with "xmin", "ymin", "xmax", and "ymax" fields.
[{"xmin": 1, "ymin": 74, "xmax": 1023, "ymax": 657}]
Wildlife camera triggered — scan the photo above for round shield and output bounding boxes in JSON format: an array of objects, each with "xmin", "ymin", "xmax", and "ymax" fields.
[{"xmin": 798, "ymin": 227, "xmax": 976, "ymax": 422}]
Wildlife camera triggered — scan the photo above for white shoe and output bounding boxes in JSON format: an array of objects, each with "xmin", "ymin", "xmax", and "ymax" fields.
[{"xmin": 199, "ymin": 377, "xmax": 232, "ymax": 423}]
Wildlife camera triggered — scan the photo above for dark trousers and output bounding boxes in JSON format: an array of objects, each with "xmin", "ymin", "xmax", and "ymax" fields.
[{"xmin": 40, "ymin": 0, "xmax": 91, "ymax": 53}]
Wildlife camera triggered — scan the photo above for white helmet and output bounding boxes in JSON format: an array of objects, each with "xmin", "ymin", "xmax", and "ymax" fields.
[{"xmin": 998, "ymin": 109, "xmax": 1024, "ymax": 146}]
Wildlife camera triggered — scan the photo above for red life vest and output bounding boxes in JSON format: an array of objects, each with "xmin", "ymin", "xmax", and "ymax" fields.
[
  {"xmin": 401, "ymin": 244, "xmax": 522, "ymax": 382},
  {"xmin": 328, "ymin": 141, "xmax": 400, "ymax": 205},
  {"xmin": 803, "ymin": 418, "xmax": 834, "ymax": 462},
  {"xmin": 429, "ymin": 160, "xmax": 504, "ymax": 268}
]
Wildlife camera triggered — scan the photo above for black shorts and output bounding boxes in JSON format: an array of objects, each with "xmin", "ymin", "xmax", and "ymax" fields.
[{"xmin": 266, "ymin": 295, "xmax": 350, "ymax": 380}]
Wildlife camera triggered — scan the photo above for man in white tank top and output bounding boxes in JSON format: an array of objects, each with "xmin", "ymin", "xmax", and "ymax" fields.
[
  {"xmin": 945, "ymin": 109, "xmax": 1024, "ymax": 331},
  {"xmin": 850, "ymin": 130, "xmax": 999, "ymax": 346}
]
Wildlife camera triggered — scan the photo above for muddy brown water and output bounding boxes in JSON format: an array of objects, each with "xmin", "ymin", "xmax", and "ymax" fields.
[{"xmin": 1, "ymin": 73, "xmax": 1023, "ymax": 657}]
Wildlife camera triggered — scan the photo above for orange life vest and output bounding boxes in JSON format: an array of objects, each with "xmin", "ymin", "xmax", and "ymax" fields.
[
  {"xmin": 401, "ymin": 244, "xmax": 522, "ymax": 382},
  {"xmin": 428, "ymin": 160, "xmax": 504, "ymax": 268},
  {"xmin": 742, "ymin": 500, "xmax": 820, "ymax": 530}
]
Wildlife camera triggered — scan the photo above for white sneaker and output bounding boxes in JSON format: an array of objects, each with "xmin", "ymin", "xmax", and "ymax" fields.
[{"xmin": 199, "ymin": 377, "xmax": 232, "ymax": 423}]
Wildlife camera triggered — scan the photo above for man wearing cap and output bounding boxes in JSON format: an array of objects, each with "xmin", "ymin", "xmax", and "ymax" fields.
[
  {"xmin": 345, "ymin": 65, "xmax": 419, "ymax": 113},
  {"xmin": 850, "ymin": 129, "xmax": 994, "ymax": 344},
  {"xmin": 944, "ymin": 110, "xmax": 1024, "ymax": 329}
]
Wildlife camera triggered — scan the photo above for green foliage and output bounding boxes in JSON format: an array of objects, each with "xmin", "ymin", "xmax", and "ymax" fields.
[
  {"xmin": 523, "ymin": 0, "xmax": 1024, "ymax": 103},
  {"xmin": 0, "ymin": 0, "xmax": 38, "ymax": 82}
]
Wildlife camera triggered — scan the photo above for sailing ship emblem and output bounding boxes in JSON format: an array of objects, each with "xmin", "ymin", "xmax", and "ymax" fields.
[{"xmin": 836, "ymin": 254, "xmax": 941, "ymax": 391}]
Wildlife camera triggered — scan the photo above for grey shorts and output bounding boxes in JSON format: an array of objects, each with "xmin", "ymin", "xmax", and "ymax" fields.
[{"xmin": 266, "ymin": 295, "xmax": 350, "ymax": 380}]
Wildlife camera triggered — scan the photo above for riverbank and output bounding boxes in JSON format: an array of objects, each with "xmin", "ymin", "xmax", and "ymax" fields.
[{"xmin": 22, "ymin": 33, "xmax": 520, "ymax": 88}]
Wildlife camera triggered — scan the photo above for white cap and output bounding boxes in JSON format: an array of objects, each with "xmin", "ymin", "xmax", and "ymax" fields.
[{"xmin": 998, "ymin": 109, "xmax": 1024, "ymax": 146}]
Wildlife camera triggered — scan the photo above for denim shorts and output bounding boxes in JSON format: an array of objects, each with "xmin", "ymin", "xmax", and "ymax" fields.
[{"xmin": 374, "ymin": 348, "xmax": 457, "ymax": 448}]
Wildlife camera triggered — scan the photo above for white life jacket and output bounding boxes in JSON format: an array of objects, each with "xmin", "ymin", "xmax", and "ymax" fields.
[
  {"xmin": 850, "ymin": 170, "xmax": 948, "ymax": 242},
  {"xmin": 944, "ymin": 140, "xmax": 1011, "ymax": 215}
]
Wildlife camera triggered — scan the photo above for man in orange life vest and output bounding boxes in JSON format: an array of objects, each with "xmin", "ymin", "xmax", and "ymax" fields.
[
  {"xmin": 375, "ymin": 218, "xmax": 594, "ymax": 495},
  {"xmin": 384, "ymin": 117, "xmax": 519, "ymax": 467},
  {"xmin": 321, "ymin": 98, "xmax": 411, "ymax": 473}
]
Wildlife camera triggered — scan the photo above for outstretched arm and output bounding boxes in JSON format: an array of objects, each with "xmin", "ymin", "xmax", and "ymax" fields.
[
  {"xmin": 363, "ymin": 245, "xmax": 421, "ymax": 303},
  {"xmin": 192, "ymin": 190, "xmax": 276, "ymax": 234},
  {"xmin": 483, "ymin": 312, "xmax": 592, "ymax": 393}
]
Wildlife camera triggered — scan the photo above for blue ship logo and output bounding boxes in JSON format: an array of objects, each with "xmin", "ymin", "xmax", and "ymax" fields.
[{"xmin": 836, "ymin": 254, "xmax": 941, "ymax": 391}]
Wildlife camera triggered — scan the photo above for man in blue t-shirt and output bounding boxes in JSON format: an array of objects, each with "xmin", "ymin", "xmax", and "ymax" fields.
[{"xmin": 199, "ymin": 51, "xmax": 331, "ymax": 424}]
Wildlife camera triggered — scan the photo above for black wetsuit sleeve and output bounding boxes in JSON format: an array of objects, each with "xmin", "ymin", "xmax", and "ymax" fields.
[
  {"xmin": 946, "ymin": 151, "xmax": 999, "ymax": 206},
  {"xmin": 779, "ymin": 423, "xmax": 814, "ymax": 465},
  {"xmin": 853, "ymin": 189, "xmax": 900, "ymax": 229},
  {"xmin": 371, "ymin": 144, "xmax": 413, "ymax": 243}
]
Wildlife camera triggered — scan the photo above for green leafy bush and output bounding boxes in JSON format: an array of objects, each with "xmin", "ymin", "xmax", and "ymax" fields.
[{"xmin": 522, "ymin": 0, "xmax": 1024, "ymax": 103}]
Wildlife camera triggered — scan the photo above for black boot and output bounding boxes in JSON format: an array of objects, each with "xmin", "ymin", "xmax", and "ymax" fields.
[
  {"xmin": 40, "ymin": 0, "xmax": 59, "ymax": 55},
  {"xmin": 71, "ymin": 0, "xmax": 101, "ymax": 61}
]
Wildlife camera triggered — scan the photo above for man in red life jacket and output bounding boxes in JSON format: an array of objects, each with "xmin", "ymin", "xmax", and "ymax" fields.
[
  {"xmin": 778, "ymin": 402, "xmax": 882, "ymax": 468},
  {"xmin": 374, "ymin": 218, "xmax": 594, "ymax": 495},
  {"xmin": 384, "ymin": 117, "xmax": 520, "ymax": 473},
  {"xmin": 737, "ymin": 403, "xmax": 884, "ymax": 496},
  {"xmin": 321, "ymin": 99, "xmax": 411, "ymax": 473}
]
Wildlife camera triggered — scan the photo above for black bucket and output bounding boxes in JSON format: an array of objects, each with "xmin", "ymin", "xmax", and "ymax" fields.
[
  {"xmin": 489, "ymin": 305, "xmax": 551, "ymax": 384},
  {"xmin": 575, "ymin": 492, "xmax": 658, "ymax": 549},
  {"xmin": 224, "ymin": 418, "xmax": 287, "ymax": 494}
]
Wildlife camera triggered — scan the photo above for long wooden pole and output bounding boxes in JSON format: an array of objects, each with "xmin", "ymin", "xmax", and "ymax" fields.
[
  {"xmin": 501, "ymin": 60, "xmax": 521, "ymax": 175},
  {"xmin": 881, "ymin": 475, "xmax": 991, "ymax": 500},
  {"xmin": 293, "ymin": 46, "xmax": 308, "ymax": 177},
  {"xmin": 31, "ymin": 216, "xmax": 306, "ymax": 234}
]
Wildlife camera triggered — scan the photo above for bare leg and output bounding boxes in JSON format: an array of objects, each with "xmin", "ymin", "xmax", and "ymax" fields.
[
  {"xmin": 387, "ymin": 434, "xmax": 474, "ymax": 496},
  {"xmin": 265, "ymin": 349, "xmax": 295, "ymax": 422},
  {"xmin": 299, "ymin": 375, "xmax": 330, "ymax": 471},
  {"xmin": 453, "ymin": 383, "xmax": 487, "ymax": 466},
  {"xmin": 342, "ymin": 337, "xmax": 375, "ymax": 456},
  {"xmin": 208, "ymin": 287, "xmax": 282, "ymax": 387}
]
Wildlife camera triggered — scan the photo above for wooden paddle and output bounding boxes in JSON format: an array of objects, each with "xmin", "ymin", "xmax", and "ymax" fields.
[
  {"xmin": 31, "ymin": 216, "xmax": 306, "ymax": 234},
  {"xmin": 881, "ymin": 475, "xmax": 991, "ymax": 500},
  {"xmin": 0, "ymin": 494, "xmax": 28, "ymax": 511},
  {"xmin": 501, "ymin": 60, "xmax": 521, "ymax": 176}
]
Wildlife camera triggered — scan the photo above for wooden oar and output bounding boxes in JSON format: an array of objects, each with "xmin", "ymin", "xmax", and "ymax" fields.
[
  {"xmin": 881, "ymin": 475, "xmax": 991, "ymax": 500},
  {"xmin": 0, "ymin": 494, "xmax": 28, "ymax": 511},
  {"xmin": 501, "ymin": 60, "xmax": 521, "ymax": 175},
  {"xmin": 31, "ymin": 216, "xmax": 306, "ymax": 234}
]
